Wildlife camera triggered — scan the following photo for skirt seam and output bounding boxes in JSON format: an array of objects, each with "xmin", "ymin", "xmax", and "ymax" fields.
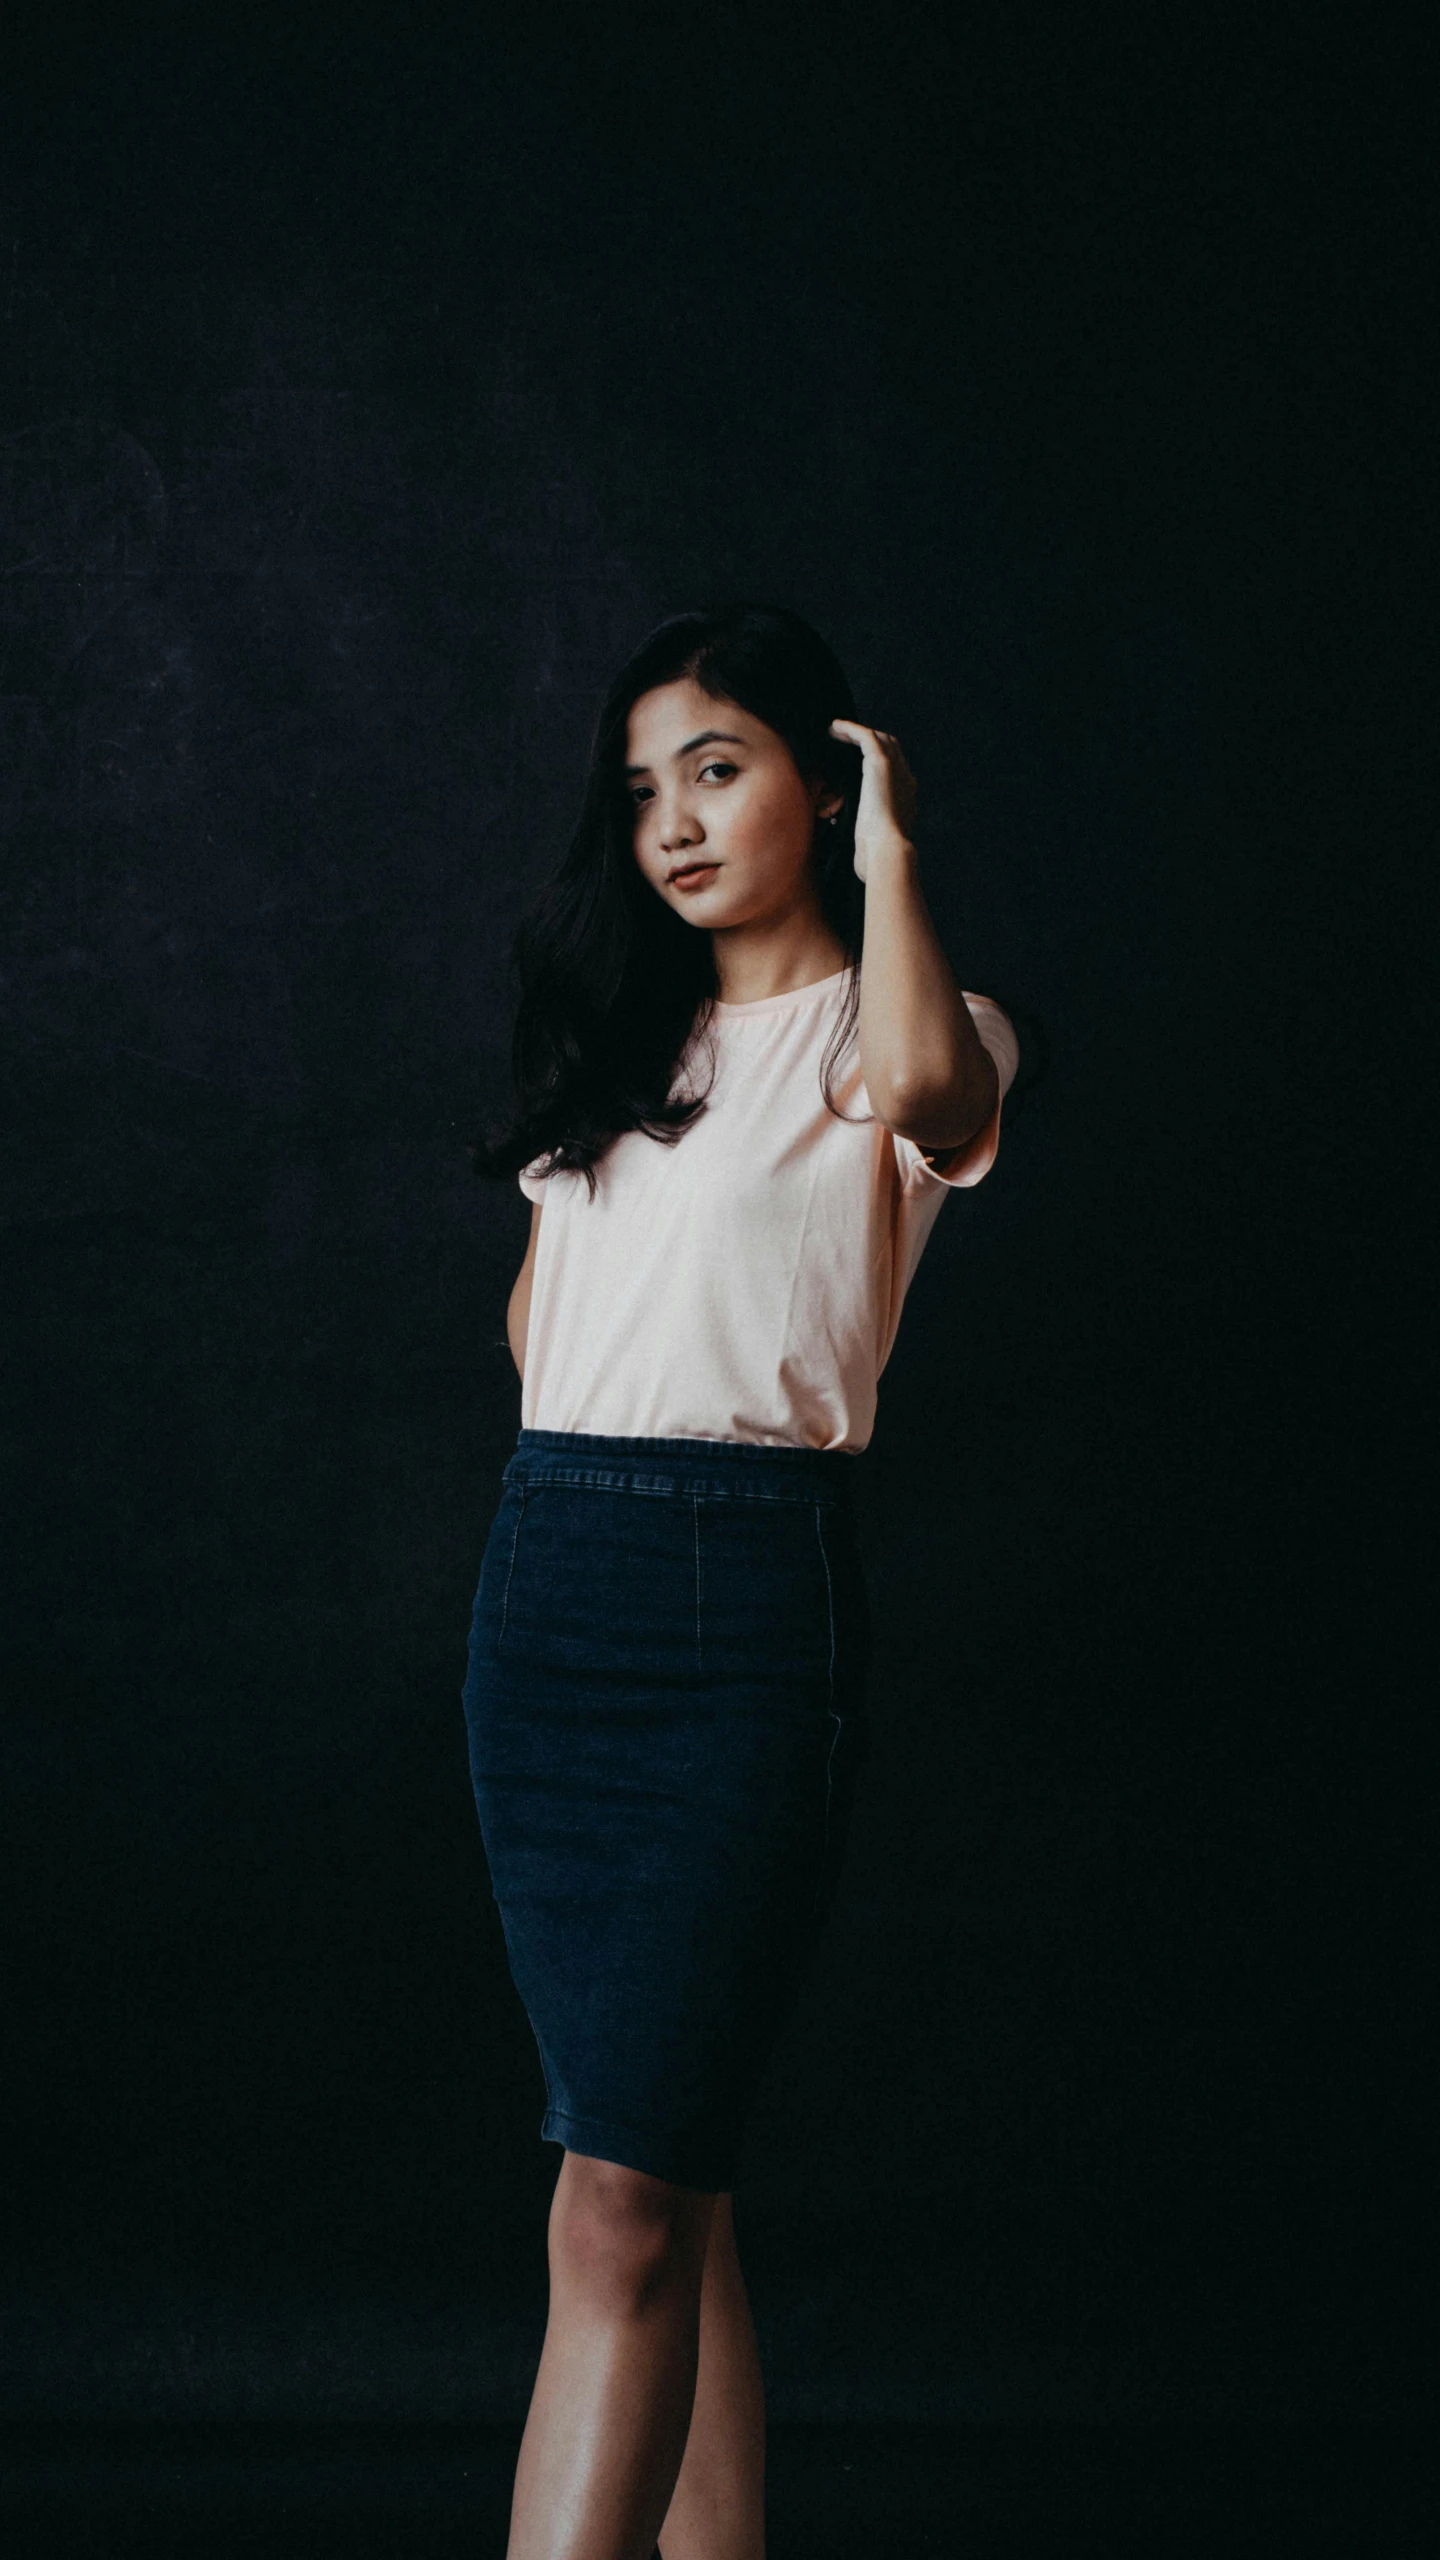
[
  {"xmin": 505, "ymin": 1472, "xmax": 849, "ymax": 1507},
  {"xmin": 541, "ymin": 2103, "xmax": 735, "ymax": 2192},
  {"xmin": 498, "ymin": 1485, "xmax": 527, "ymax": 1645},
  {"xmin": 693, "ymin": 1493, "xmax": 704, "ymax": 1678}
]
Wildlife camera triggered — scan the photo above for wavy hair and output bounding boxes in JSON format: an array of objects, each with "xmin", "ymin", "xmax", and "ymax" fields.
[{"xmin": 471, "ymin": 600, "xmax": 868, "ymax": 1200}]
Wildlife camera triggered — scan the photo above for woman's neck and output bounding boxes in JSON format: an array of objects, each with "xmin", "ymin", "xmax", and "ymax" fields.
[{"xmin": 709, "ymin": 915, "xmax": 850, "ymax": 1008}]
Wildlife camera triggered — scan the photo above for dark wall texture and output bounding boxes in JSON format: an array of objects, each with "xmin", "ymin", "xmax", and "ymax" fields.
[{"xmin": 1, "ymin": 5, "xmax": 1426, "ymax": 2425}]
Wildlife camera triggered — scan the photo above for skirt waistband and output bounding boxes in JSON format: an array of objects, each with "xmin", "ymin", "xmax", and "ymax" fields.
[{"xmin": 504, "ymin": 1427, "xmax": 858, "ymax": 1508}]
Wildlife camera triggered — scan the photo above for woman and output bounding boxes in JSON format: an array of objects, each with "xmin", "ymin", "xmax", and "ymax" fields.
[{"xmin": 464, "ymin": 601, "xmax": 1018, "ymax": 2560}]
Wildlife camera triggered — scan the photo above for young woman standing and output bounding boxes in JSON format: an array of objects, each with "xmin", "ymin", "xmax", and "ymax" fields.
[{"xmin": 465, "ymin": 602, "xmax": 1018, "ymax": 2560}]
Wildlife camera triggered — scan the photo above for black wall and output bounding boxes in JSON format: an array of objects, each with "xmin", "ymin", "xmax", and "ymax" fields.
[{"xmin": 1, "ymin": 6, "xmax": 1426, "ymax": 2423}]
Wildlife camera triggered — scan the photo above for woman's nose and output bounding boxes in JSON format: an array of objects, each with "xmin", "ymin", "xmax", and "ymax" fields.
[{"xmin": 658, "ymin": 800, "xmax": 701, "ymax": 851}]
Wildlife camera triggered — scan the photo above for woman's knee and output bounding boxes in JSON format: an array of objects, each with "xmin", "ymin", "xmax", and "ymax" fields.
[{"xmin": 550, "ymin": 2154, "xmax": 716, "ymax": 2314}]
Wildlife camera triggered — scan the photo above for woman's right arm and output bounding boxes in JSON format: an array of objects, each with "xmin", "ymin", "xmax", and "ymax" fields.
[{"xmin": 507, "ymin": 1199, "xmax": 543, "ymax": 1379}]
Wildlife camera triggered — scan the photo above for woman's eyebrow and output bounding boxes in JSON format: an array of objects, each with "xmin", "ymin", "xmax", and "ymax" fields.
[{"xmin": 624, "ymin": 729, "xmax": 747, "ymax": 777}]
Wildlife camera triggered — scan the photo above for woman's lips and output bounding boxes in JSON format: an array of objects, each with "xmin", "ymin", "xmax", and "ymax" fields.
[{"xmin": 669, "ymin": 863, "xmax": 719, "ymax": 891}]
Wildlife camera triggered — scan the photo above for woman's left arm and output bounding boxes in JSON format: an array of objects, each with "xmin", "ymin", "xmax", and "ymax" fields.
[{"xmin": 830, "ymin": 717, "xmax": 999, "ymax": 1157}]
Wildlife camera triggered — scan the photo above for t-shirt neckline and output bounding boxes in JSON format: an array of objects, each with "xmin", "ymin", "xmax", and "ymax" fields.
[{"xmin": 712, "ymin": 967, "xmax": 851, "ymax": 1017}]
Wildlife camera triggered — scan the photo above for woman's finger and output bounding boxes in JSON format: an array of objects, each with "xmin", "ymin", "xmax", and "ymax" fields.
[{"xmin": 830, "ymin": 717, "xmax": 891, "ymax": 756}]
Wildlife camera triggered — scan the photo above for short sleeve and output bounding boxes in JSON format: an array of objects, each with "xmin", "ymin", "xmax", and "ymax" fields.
[
  {"xmin": 891, "ymin": 993, "xmax": 1020, "ymax": 1192},
  {"xmin": 518, "ymin": 1156, "xmax": 550, "ymax": 1203}
]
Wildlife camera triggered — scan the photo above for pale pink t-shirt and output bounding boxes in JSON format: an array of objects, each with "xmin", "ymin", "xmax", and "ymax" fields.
[{"xmin": 517, "ymin": 968, "xmax": 1018, "ymax": 1454}]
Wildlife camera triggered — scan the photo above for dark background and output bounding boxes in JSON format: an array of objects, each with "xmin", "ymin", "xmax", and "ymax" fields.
[{"xmin": 0, "ymin": 0, "xmax": 1428, "ymax": 2480}]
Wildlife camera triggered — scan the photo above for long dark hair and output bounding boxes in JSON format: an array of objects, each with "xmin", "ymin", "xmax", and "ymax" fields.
[{"xmin": 471, "ymin": 600, "xmax": 868, "ymax": 1199}]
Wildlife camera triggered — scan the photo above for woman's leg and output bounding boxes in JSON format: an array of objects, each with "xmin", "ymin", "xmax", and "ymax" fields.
[
  {"xmin": 506, "ymin": 2151, "xmax": 718, "ymax": 2560},
  {"xmin": 657, "ymin": 2193, "xmax": 767, "ymax": 2560}
]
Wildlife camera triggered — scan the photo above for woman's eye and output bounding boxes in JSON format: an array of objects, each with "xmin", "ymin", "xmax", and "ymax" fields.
[{"xmin": 627, "ymin": 764, "xmax": 733, "ymax": 808}]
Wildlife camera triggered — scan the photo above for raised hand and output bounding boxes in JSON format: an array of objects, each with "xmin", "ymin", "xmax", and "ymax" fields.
[{"xmin": 828, "ymin": 718, "xmax": 918, "ymax": 882}]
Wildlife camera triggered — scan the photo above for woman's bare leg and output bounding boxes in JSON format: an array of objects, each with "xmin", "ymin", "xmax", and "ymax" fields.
[
  {"xmin": 505, "ymin": 2151, "xmax": 718, "ymax": 2560},
  {"xmin": 657, "ymin": 2193, "xmax": 766, "ymax": 2560}
]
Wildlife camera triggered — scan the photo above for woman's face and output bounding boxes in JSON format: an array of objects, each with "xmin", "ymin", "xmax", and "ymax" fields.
[{"xmin": 625, "ymin": 677, "xmax": 839, "ymax": 932}]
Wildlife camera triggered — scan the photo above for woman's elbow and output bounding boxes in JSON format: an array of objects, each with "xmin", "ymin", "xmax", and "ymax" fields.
[
  {"xmin": 507, "ymin": 1273, "xmax": 533, "ymax": 1381},
  {"xmin": 881, "ymin": 1050, "xmax": 999, "ymax": 1152}
]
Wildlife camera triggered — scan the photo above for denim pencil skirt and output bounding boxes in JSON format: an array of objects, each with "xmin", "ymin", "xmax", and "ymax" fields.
[{"xmin": 461, "ymin": 1428, "xmax": 873, "ymax": 2194}]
